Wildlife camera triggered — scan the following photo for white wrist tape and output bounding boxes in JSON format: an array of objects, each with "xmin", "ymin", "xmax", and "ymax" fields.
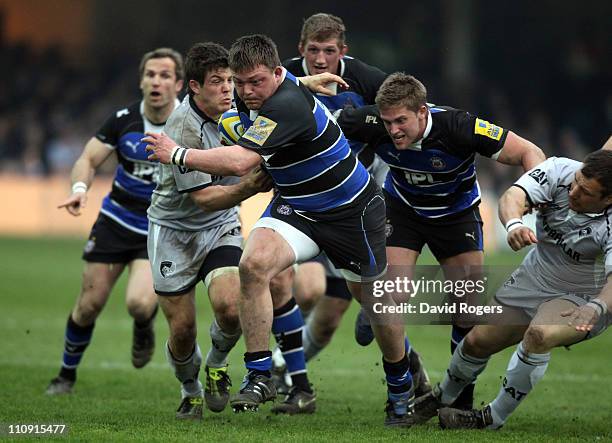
[
  {"xmin": 505, "ymin": 218, "xmax": 524, "ymax": 233},
  {"xmin": 170, "ymin": 146, "xmax": 189, "ymax": 167},
  {"xmin": 586, "ymin": 299, "xmax": 608, "ymax": 317},
  {"xmin": 72, "ymin": 181, "xmax": 88, "ymax": 194}
]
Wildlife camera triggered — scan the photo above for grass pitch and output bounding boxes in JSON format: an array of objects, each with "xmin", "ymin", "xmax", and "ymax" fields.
[{"xmin": 1, "ymin": 236, "xmax": 611, "ymax": 442}]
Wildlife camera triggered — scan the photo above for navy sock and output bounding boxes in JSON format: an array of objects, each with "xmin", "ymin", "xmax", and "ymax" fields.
[
  {"xmin": 60, "ymin": 315, "xmax": 94, "ymax": 381},
  {"xmin": 244, "ymin": 350, "xmax": 272, "ymax": 378}
]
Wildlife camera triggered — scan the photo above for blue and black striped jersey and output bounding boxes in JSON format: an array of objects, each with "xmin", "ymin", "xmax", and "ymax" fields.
[
  {"xmin": 283, "ymin": 55, "xmax": 387, "ymax": 169},
  {"xmin": 235, "ymin": 69, "xmax": 371, "ymax": 214},
  {"xmin": 338, "ymin": 104, "xmax": 508, "ymax": 219},
  {"xmin": 95, "ymin": 100, "xmax": 176, "ymax": 234}
]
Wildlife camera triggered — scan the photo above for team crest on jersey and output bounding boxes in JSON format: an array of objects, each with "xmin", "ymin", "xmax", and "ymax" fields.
[
  {"xmin": 430, "ymin": 156, "xmax": 446, "ymax": 170},
  {"xmin": 579, "ymin": 227, "xmax": 593, "ymax": 237},
  {"xmin": 474, "ymin": 118, "xmax": 503, "ymax": 141},
  {"xmin": 277, "ymin": 204, "xmax": 293, "ymax": 216},
  {"xmin": 84, "ymin": 238, "xmax": 96, "ymax": 254},
  {"xmin": 160, "ymin": 261, "xmax": 176, "ymax": 278},
  {"xmin": 242, "ymin": 116, "xmax": 277, "ymax": 146}
]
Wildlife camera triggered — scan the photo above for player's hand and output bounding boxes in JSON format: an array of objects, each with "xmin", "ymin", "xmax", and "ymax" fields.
[
  {"xmin": 507, "ymin": 226, "xmax": 537, "ymax": 251},
  {"xmin": 241, "ymin": 166, "xmax": 273, "ymax": 193},
  {"xmin": 301, "ymin": 73, "xmax": 349, "ymax": 96},
  {"xmin": 143, "ymin": 132, "xmax": 177, "ymax": 164},
  {"xmin": 58, "ymin": 192, "xmax": 87, "ymax": 216},
  {"xmin": 560, "ymin": 305, "xmax": 598, "ymax": 332}
]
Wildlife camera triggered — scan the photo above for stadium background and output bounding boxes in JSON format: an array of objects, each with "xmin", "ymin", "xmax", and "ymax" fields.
[{"xmin": 1, "ymin": 1, "xmax": 610, "ymax": 441}]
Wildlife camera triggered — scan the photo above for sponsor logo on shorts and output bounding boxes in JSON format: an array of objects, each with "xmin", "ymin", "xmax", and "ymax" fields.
[
  {"xmin": 430, "ymin": 156, "xmax": 446, "ymax": 169},
  {"xmin": 465, "ymin": 231, "xmax": 476, "ymax": 241},
  {"xmin": 385, "ymin": 222, "xmax": 394, "ymax": 238},
  {"xmin": 277, "ymin": 204, "xmax": 292, "ymax": 216},
  {"xmin": 160, "ymin": 261, "xmax": 176, "ymax": 278},
  {"xmin": 84, "ymin": 238, "xmax": 95, "ymax": 254},
  {"xmin": 579, "ymin": 227, "xmax": 592, "ymax": 237}
]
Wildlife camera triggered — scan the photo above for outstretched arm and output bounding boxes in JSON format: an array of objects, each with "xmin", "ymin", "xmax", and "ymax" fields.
[
  {"xmin": 144, "ymin": 132, "xmax": 261, "ymax": 177},
  {"xmin": 298, "ymin": 72, "xmax": 349, "ymax": 96},
  {"xmin": 58, "ymin": 137, "xmax": 113, "ymax": 216},
  {"xmin": 496, "ymin": 131, "xmax": 546, "ymax": 172}
]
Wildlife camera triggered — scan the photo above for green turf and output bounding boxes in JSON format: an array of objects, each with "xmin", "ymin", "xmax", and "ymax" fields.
[{"xmin": 1, "ymin": 236, "xmax": 610, "ymax": 442}]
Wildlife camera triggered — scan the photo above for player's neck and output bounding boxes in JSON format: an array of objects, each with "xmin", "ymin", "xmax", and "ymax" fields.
[
  {"xmin": 192, "ymin": 95, "xmax": 221, "ymax": 122},
  {"xmin": 143, "ymin": 103, "xmax": 175, "ymax": 125}
]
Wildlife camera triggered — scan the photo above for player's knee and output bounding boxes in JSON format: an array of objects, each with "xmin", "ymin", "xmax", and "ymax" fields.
[
  {"xmin": 523, "ymin": 325, "xmax": 552, "ymax": 353},
  {"xmin": 126, "ymin": 295, "xmax": 155, "ymax": 320},
  {"xmin": 314, "ymin": 317, "xmax": 339, "ymax": 342},
  {"xmin": 239, "ymin": 253, "xmax": 273, "ymax": 287},
  {"xmin": 463, "ymin": 329, "xmax": 493, "ymax": 358},
  {"xmin": 213, "ymin": 300, "xmax": 240, "ymax": 332}
]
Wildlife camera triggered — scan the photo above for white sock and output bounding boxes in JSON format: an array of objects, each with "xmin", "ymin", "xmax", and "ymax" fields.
[
  {"xmin": 166, "ymin": 342, "xmax": 203, "ymax": 398},
  {"xmin": 303, "ymin": 323, "xmax": 324, "ymax": 362},
  {"xmin": 488, "ymin": 341, "xmax": 550, "ymax": 428},
  {"xmin": 440, "ymin": 339, "xmax": 490, "ymax": 405},
  {"xmin": 205, "ymin": 320, "xmax": 241, "ymax": 368}
]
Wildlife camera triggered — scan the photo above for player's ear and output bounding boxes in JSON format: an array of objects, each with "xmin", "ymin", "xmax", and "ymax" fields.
[
  {"xmin": 298, "ymin": 42, "xmax": 305, "ymax": 56},
  {"xmin": 340, "ymin": 44, "xmax": 348, "ymax": 58},
  {"xmin": 273, "ymin": 66, "xmax": 284, "ymax": 79},
  {"xmin": 188, "ymin": 80, "xmax": 200, "ymax": 96},
  {"xmin": 175, "ymin": 79, "xmax": 184, "ymax": 93}
]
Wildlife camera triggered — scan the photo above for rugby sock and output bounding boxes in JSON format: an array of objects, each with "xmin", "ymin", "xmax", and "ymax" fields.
[
  {"xmin": 244, "ymin": 350, "xmax": 272, "ymax": 378},
  {"xmin": 272, "ymin": 298, "xmax": 311, "ymax": 392},
  {"xmin": 59, "ymin": 315, "xmax": 94, "ymax": 381},
  {"xmin": 450, "ymin": 325, "xmax": 475, "ymax": 405},
  {"xmin": 383, "ymin": 353, "xmax": 414, "ymax": 415},
  {"xmin": 488, "ymin": 342, "xmax": 550, "ymax": 428},
  {"xmin": 440, "ymin": 339, "xmax": 489, "ymax": 405},
  {"xmin": 302, "ymin": 322, "xmax": 324, "ymax": 362},
  {"xmin": 205, "ymin": 320, "xmax": 241, "ymax": 368},
  {"xmin": 165, "ymin": 342, "xmax": 203, "ymax": 398}
]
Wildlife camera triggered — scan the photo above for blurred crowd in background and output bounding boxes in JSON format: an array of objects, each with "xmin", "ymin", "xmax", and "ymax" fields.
[{"xmin": 1, "ymin": 1, "xmax": 609, "ymax": 193}]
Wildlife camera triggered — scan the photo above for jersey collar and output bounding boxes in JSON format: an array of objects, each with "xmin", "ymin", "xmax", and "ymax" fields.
[
  {"xmin": 188, "ymin": 95, "xmax": 217, "ymax": 124},
  {"xmin": 301, "ymin": 57, "xmax": 345, "ymax": 77},
  {"xmin": 139, "ymin": 98, "xmax": 180, "ymax": 126},
  {"xmin": 405, "ymin": 109, "xmax": 433, "ymax": 151}
]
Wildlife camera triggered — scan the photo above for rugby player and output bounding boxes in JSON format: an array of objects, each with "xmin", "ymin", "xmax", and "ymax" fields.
[
  {"xmin": 147, "ymin": 42, "xmax": 273, "ymax": 419},
  {"xmin": 46, "ymin": 48, "xmax": 183, "ymax": 395},
  {"xmin": 336, "ymin": 73, "xmax": 546, "ymax": 410},
  {"xmin": 416, "ymin": 150, "xmax": 612, "ymax": 429},
  {"xmin": 145, "ymin": 34, "xmax": 417, "ymax": 427}
]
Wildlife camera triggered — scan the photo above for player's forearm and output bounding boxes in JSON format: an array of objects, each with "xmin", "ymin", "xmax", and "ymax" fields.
[
  {"xmin": 593, "ymin": 277, "xmax": 612, "ymax": 313},
  {"xmin": 520, "ymin": 140, "xmax": 546, "ymax": 171},
  {"xmin": 69, "ymin": 156, "xmax": 96, "ymax": 188},
  {"xmin": 184, "ymin": 145, "xmax": 259, "ymax": 177},
  {"xmin": 192, "ymin": 182, "xmax": 259, "ymax": 212},
  {"xmin": 602, "ymin": 135, "xmax": 612, "ymax": 151},
  {"xmin": 498, "ymin": 186, "xmax": 528, "ymax": 227}
]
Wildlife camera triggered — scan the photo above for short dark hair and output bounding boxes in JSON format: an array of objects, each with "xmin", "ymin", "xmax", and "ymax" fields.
[
  {"xmin": 229, "ymin": 34, "xmax": 281, "ymax": 74},
  {"xmin": 581, "ymin": 150, "xmax": 612, "ymax": 198},
  {"xmin": 300, "ymin": 13, "xmax": 346, "ymax": 47},
  {"xmin": 139, "ymin": 47, "xmax": 184, "ymax": 81},
  {"xmin": 185, "ymin": 42, "xmax": 229, "ymax": 96},
  {"xmin": 375, "ymin": 72, "xmax": 427, "ymax": 112}
]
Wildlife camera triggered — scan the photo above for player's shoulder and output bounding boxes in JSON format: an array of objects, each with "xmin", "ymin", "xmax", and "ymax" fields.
[
  {"xmin": 538, "ymin": 156, "xmax": 581, "ymax": 178},
  {"xmin": 342, "ymin": 56, "xmax": 384, "ymax": 75},
  {"xmin": 282, "ymin": 57, "xmax": 305, "ymax": 76},
  {"xmin": 165, "ymin": 96, "xmax": 210, "ymax": 146},
  {"xmin": 111, "ymin": 100, "xmax": 141, "ymax": 121}
]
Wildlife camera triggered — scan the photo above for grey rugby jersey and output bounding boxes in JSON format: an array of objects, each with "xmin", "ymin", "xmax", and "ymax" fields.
[
  {"xmin": 513, "ymin": 157, "xmax": 612, "ymax": 295},
  {"xmin": 148, "ymin": 95, "xmax": 239, "ymax": 231}
]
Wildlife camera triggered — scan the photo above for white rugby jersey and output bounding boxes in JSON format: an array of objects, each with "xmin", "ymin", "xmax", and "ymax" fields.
[
  {"xmin": 148, "ymin": 95, "xmax": 239, "ymax": 231},
  {"xmin": 513, "ymin": 157, "xmax": 612, "ymax": 295}
]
